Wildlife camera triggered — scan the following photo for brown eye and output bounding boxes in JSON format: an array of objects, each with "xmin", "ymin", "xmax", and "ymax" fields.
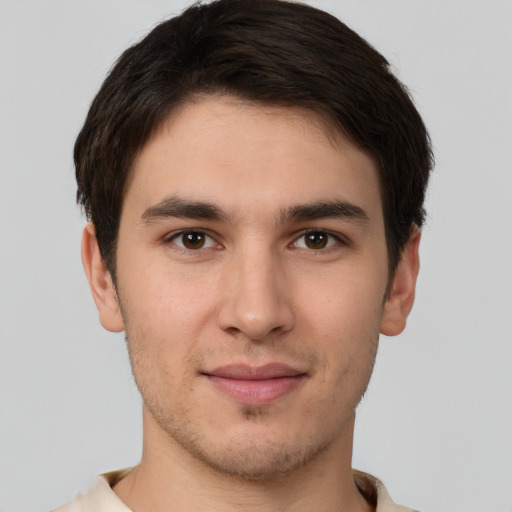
[
  {"xmin": 182, "ymin": 232, "xmax": 206, "ymax": 249},
  {"xmin": 170, "ymin": 231, "xmax": 217, "ymax": 250},
  {"xmin": 305, "ymin": 231, "xmax": 329, "ymax": 249},
  {"xmin": 293, "ymin": 230, "xmax": 341, "ymax": 250}
]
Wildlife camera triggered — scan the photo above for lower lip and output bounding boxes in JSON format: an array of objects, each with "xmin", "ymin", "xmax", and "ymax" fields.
[{"xmin": 207, "ymin": 375, "xmax": 304, "ymax": 406}]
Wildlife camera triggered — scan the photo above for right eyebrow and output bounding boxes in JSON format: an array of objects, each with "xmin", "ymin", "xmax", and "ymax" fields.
[{"xmin": 140, "ymin": 196, "xmax": 228, "ymax": 224}]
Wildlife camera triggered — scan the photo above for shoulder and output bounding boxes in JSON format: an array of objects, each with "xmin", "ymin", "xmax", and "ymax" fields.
[
  {"xmin": 50, "ymin": 468, "xmax": 133, "ymax": 512},
  {"xmin": 353, "ymin": 470, "xmax": 421, "ymax": 512}
]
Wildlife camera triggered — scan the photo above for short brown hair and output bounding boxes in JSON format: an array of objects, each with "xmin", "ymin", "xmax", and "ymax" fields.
[{"xmin": 75, "ymin": 0, "xmax": 433, "ymax": 276}]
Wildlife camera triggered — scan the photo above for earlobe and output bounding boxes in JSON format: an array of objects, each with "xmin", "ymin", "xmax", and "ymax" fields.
[
  {"xmin": 380, "ymin": 226, "xmax": 421, "ymax": 337},
  {"xmin": 81, "ymin": 223, "xmax": 125, "ymax": 333}
]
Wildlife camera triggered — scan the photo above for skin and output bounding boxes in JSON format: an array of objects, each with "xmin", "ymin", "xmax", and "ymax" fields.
[{"xmin": 82, "ymin": 95, "xmax": 420, "ymax": 512}]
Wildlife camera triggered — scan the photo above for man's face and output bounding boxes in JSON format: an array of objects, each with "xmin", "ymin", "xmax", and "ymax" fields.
[{"xmin": 90, "ymin": 95, "xmax": 412, "ymax": 479}]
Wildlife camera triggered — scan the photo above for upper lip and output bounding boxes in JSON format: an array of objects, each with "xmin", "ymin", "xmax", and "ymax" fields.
[{"xmin": 204, "ymin": 363, "xmax": 305, "ymax": 380}]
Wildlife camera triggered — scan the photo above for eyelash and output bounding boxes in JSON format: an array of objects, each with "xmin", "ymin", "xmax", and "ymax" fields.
[
  {"xmin": 290, "ymin": 230, "xmax": 348, "ymax": 251},
  {"xmin": 165, "ymin": 230, "xmax": 220, "ymax": 252},
  {"xmin": 164, "ymin": 229, "xmax": 348, "ymax": 253}
]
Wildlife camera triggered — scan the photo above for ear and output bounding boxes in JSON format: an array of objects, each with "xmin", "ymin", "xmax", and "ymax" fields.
[
  {"xmin": 380, "ymin": 226, "xmax": 421, "ymax": 336},
  {"xmin": 81, "ymin": 223, "xmax": 125, "ymax": 333}
]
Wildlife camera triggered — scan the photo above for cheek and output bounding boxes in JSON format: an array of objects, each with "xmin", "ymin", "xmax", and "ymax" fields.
[
  {"xmin": 119, "ymin": 255, "xmax": 217, "ymax": 329},
  {"xmin": 298, "ymin": 266, "xmax": 386, "ymax": 339},
  {"xmin": 295, "ymin": 266, "xmax": 384, "ymax": 392},
  {"xmin": 119, "ymin": 267, "xmax": 224, "ymax": 397}
]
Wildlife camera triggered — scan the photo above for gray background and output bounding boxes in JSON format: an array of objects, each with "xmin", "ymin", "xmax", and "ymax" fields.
[{"xmin": 1, "ymin": 1, "xmax": 511, "ymax": 511}]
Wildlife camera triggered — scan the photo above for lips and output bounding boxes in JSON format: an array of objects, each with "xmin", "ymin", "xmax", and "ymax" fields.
[{"xmin": 203, "ymin": 363, "xmax": 306, "ymax": 406}]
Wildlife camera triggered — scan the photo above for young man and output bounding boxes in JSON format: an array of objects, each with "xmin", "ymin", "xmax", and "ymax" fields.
[{"xmin": 53, "ymin": 0, "xmax": 432, "ymax": 510}]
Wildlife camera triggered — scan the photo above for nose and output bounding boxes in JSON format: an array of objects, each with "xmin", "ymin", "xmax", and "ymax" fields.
[{"xmin": 217, "ymin": 245, "xmax": 295, "ymax": 341}]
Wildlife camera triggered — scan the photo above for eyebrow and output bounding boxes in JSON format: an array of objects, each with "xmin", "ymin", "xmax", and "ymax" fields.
[
  {"xmin": 141, "ymin": 196, "xmax": 369, "ymax": 225},
  {"xmin": 141, "ymin": 196, "xmax": 227, "ymax": 223},
  {"xmin": 280, "ymin": 200, "xmax": 369, "ymax": 225}
]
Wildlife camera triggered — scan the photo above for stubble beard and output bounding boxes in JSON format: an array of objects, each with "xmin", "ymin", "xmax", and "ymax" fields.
[
  {"xmin": 143, "ymin": 393, "xmax": 340, "ymax": 482},
  {"xmin": 129, "ymin": 349, "xmax": 378, "ymax": 483},
  {"xmin": 121, "ymin": 308, "xmax": 379, "ymax": 483}
]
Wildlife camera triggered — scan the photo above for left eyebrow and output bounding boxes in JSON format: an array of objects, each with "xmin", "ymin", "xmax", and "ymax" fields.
[{"xmin": 280, "ymin": 200, "xmax": 370, "ymax": 225}]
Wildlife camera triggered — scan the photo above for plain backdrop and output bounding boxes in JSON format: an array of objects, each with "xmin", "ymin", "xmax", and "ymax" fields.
[{"xmin": 1, "ymin": 1, "xmax": 511, "ymax": 511}]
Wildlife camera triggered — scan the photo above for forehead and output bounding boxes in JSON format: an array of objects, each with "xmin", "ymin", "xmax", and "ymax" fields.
[{"xmin": 125, "ymin": 95, "xmax": 382, "ymax": 224}]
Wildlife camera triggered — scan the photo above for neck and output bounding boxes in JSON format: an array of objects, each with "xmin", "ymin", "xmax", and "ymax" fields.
[{"xmin": 114, "ymin": 408, "xmax": 373, "ymax": 512}]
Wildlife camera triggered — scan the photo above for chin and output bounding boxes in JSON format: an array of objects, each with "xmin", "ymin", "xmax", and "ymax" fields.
[
  {"xmin": 159, "ymin": 410, "xmax": 337, "ymax": 482},
  {"xmin": 184, "ymin": 434, "xmax": 332, "ymax": 481}
]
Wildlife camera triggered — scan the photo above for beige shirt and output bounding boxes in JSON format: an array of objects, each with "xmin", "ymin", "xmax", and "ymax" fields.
[{"xmin": 51, "ymin": 468, "xmax": 418, "ymax": 512}]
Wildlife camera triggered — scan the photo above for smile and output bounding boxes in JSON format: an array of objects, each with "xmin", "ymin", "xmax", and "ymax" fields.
[{"xmin": 203, "ymin": 363, "xmax": 307, "ymax": 407}]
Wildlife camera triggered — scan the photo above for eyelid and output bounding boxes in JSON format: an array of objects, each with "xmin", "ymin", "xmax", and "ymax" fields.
[
  {"xmin": 164, "ymin": 229, "xmax": 222, "ymax": 251},
  {"xmin": 291, "ymin": 229, "xmax": 349, "ymax": 250}
]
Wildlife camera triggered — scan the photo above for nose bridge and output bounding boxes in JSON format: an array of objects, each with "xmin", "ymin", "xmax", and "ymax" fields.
[{"xmin": 218, "ymin": 238, "xmax": 294, "ymax": 340}]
